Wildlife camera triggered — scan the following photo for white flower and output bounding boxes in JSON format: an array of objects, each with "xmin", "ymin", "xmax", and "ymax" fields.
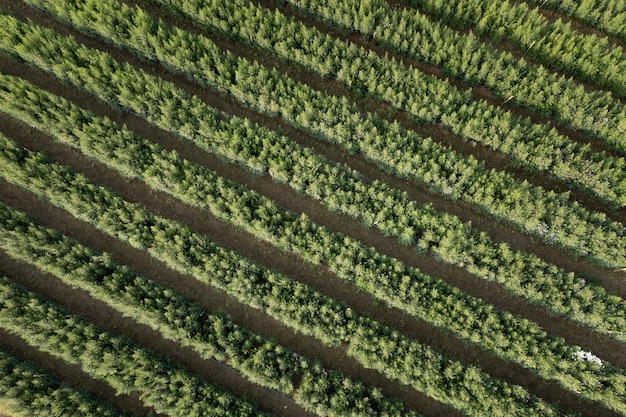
[{"xmin": 573, "ymin": 350, "xmax": 603, "ymax": 366}]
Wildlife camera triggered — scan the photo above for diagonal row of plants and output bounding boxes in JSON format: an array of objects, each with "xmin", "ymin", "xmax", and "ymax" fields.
[
  {"xmin": 151, "ymin": 0, "xmax": 626, "ymax": 201},
  {"xmin": 0, "ymin": 201, "xmax": 420, "ymax": 417},
  {"xmin": 0, "ymin": 275, "xmax": 270, "ymax": 417},
  {"xmin": 3, "ymin": 6, "xmax": 623, "ymax": 372},
  {"xmin": 287, "ymin": 0, "xmax": 626, "ymax": 155},
  {"xmin": 525, "ymin": 0, "xmax": 626, "ymax": 43},
  {"xmin": 0, "ymin": 74, "xmax": 624, "ymax": 416},
  {"xmin": 394, "ymin": 0, "xmax": 626, "ymax": 96},
  {"xmin": 21, "ymin": 0, "xmax": 626, "ymax": 270},
  {"xmin": 0, "ymin": 11, "xmax": 623, "ymax": 333},
  {"xmin": 0, "ymin": 344, "xmax": 126, "ymax": 417},
  {"xmin": 0, "ymin": 135, "xmax": 573, "ymax": 417}
]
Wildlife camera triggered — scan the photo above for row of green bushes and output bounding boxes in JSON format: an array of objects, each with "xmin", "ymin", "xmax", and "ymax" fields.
[
  {"xmin": 526, "ymin": 0, "xmax": 626, "ymax": 43},
  {"xmin": 23, "ymin": 0, "xmax": 626, "ymax": 269},
  {"xmin": 295, "ymin": 0, "xmax": 626, "ymax": 153},
  {"xmin": 0, "ymin": 344, "xmax": 124, "ymax": 417},
  {"xmin": 151, "ymin": 0, "xmax": 626, "ymax": 203},
  {"xmin": 0, "ymin": 199, "xmax": 420, "ymax": 417},
  {"xmin": 1, "ymin": 20, "xmax": 624, "ymax": 342},
  {"xmin": 401, "ymin": 0, "xmax": 626, "ymax": 96},
  {"xmin": 0, "ymin": 106, "xmax": 621, "ymax": 415},
  {"xmin": 0, "ymin": 135, "xmax": 566, "ymax": 416},
  {"xmin": 0, "ymin": 275, "xmax": 267, "ymax": 417}
]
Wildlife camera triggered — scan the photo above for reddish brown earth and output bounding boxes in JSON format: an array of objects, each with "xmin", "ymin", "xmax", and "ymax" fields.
[
  {"xmin": 0, "ymin": 1, "xmax": 624, "ymax": 417},
  {"xmin": 252, "ymin": 0, "xmax": 626, "ymax": 214},
  {"xmin": 389, "ymin": 0, "xmax": 626, "ymax": 102},
  {"xmin": 514, "ymin": 0, "xmax": 626, "ymax": 50}
]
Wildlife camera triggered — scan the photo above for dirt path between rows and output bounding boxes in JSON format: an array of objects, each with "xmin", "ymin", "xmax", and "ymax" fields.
[
  {"xmin": 262, "ymin": 0, "xmax": 626, "ymax": 153},
  {"xmin": 0, "ymin": 3, "xmax": 623, "ymax": 416},
  {"xmin": 7, "ymin": 0, "xmax": 622, "ymax": 222},
  {"xmin": 513, "ymin": 0, "xmax": 626, "ymax": 49},
  {"xmin": 130, "ymin": 0, "xmax": 626, "ymax": 221},
  {"xmin": 386, "ymin": 0, "xmax": 626, "ymax": 102},
  {"xmin": 0, "ymin": 3, "xmax": 623, "ymax": 358},
  {"xmin": 392, "ymin": 0, "xmax": 626, "ymax": 58},
  {"xmin": 3, "ymin": 0, "xmax": 624, "ymax": 274},
  {"xmin": 0, "ymin": 164, "xmax": 458, "ymax": 416},
  {"xmin": 0, "ymin": 248, "xmax": 308, "ymax": 417},
  {"xmin": 1, "ymin": 55, "xmax": 623, "ymax": 365},
  {"xmin": 3, "ymin": 0, "xmax": 623, "ymax": 275},
  {"xmin": 0, "ymin": 331, "xmax": 154, "ymax": 417},
  {"xmin": 0, "ymin": 111, "xmax": 618, "ymax": 417},
  {"xmin": 0, "ymin": 281, "xmax": 158, "ymax": 417}
]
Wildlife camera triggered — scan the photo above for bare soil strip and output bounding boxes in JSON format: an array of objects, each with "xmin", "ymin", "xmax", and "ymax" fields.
[
  {"xmin": 0, "ymin": 3, "xmax": 623, "ymax": 415},
  {"xmin": 6, "ymin": 0, "xmax": 623, "ymax": 223},
  {"xmin": 1, "ymin": 61, "xmax": 624, "ymax": 366},
  {"xmin": 0, "ymin": 301, "xmax": 157, "ymax": 417},
  {"xmin": 1, "ymin": 42, "xmax": 623, "ymax": 292},
  {"xmin": 390, "ymin": 0, "xmax": 626, "ymax": 51},
  {"xmin": 384, "ymin": 0, "xmax": 626, "ymax": 101},
  {"xmin": 133, "ymin": 0, "xmax": 626, "ymax": 216},
  {"xmin": 3, "ymin": 0, "xmax": 624, "ymax": 342},
  {"xmin": 0, "ymin": 167, "xmax": 461, "ymax": 417},
  {"xmin": 0, "ymin": 251, "xmax": 310, "ymax": 417},
  {"xmin": 254, "ymin": 0, "xmax": 626, "ymax": 151},
  {"xmin": 130, "ymin": 0, "xmax": 626, "ymax": 222},
  {"xmin": 0, "ymin": 14, "xmax": 622, "ymax": 283},
  {"xmin": 4, "ymin": 0, "xmax": 624, "ymax": 277},
  {"xmin": 1, "ymin": 40, "xmax": 624, "ymax": 352},
  {"xmin": 0, "ymin": 120, "xmax": 616, "ymax": 417},
  {"xmin": 511, "ymin": 0, "xmax": 626, "ymax": 49}
]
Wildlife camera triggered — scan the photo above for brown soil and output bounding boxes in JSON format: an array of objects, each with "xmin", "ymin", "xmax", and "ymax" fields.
[
  {"xmin": 390, "ymin": 0, "xmax": 626, "ymax": 98},
  {"xmin": 0, "ymin": 1, "xmax": 624, "ymax": 417},
  {"xmin": 123, "ymin": 14, "xmax": 626, "ymax": 272},
  {"xmin": 0, "ymin": 307, "xmax": 158, "ymax": 417},
  {"xmin": 0, "ymin": 141, "xmax": 459, "ymax": 416},
  {"xmin": 0, "ymin": 335, "xmax": 147, "ymax": 417},
  {"xmin": 246, "ymin": 0, "xmax": 626, "ymax": 214},
  {"xmin": 0, "ymin": 252, "xmax": 308, "ymax": 417},
  {"xmin": 514, "ymin": 0, "xmax": 626, "ymax": 50},
  {"xmin": 1, "ymin": 54, "xmax": 623, "ymax": 360},
  {"xmin": 286, "ymin": 0, "xmax": 626, "ymax": 156},
  {"xmin": 0, "ymin": 75, "xmax": 617, "ymax": 417}
]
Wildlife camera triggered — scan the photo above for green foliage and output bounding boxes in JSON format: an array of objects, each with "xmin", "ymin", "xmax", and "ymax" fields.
[
  {"xmin": 0, "ymin": 276, "xmax": 266, "ymax": 417},
  {"xmin": 147, "ymin": 0, "xmax": 626, "ymax": 198},
  {"xmin": 402, "ymin": 0, "xmax": 626, "ymax": 97},
  {"xmin": 0, "ymin": 202, "xmax": 419, "ymax": 417},
  {"xmin": 0, "ymin": 345, "xmax": 125, "ymax": 417},
  {"xmin": 347, "ymin": 320, "xmax": 561, "ymax": 417},
  {"xmin": 0, "ymin": 37, "xmax": 623, "ymax": 335},
  {"xmin": 526, "ymin": 0, "xmax": 626, "ymax": 43},
  {"xmin": 67, "ymin": 0, "xmax": 625, "ymax": 265},
  {"xmin": 0, "ymin": 126, "xmax": 619, "ymax": 415},
  {"xmin": 295, "ymin": 364, "xmax": 413, "ymax": 417},
  {"xmin": 0, "ymin": 7, "xmax": 624, "ymax": 415},
  {"xmin": 292, "ymin": 0, "xmax": 626, "ymax": 155}
]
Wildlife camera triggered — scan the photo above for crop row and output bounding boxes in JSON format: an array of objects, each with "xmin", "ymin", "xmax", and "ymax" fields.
[
  {"xmin": 0, "ymin": 133, "xmax": 570, "ymax": 417},
  {"xmin": 149, "ymin": 0, "xmax": 626, "ymax": 205},
  {"xmin": 0, "ymin": 344, "xmax": 125, "ymax": 417},
  {"xmin": 400, "ymin": 0, "xmax": 626, "ymax": 96},
  {"xmin": 0, "ymin": 76, "xmax": 623, "ymax": 416},
  {"xmin": 0, "ymin": 275, "xmax": 268, "ymax": 417},
  {"xmin": 527, "ymin": 0, "xmax": 626, "ymax": 43},
  {"xmin": 1, "ymin": 15, "xmax": 623, "ymax": 337},
  {"xmin": 24, "ymin": 0, "xmax": 626, "ymax": 269},
  {"xmin": 292, "ymin": 0, "xmax": 626, "ymax": 155},
  {"xmin": 2, "ymin": 10, "xmax": 625, "ymax": 338},
  {"xmin": 0, "ymin": 200, "xmax": 418, "ymax": 417}
]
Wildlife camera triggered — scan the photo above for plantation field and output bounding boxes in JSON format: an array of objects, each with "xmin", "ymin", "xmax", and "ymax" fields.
[{"xmin": 0, "ymin": 0, "xmax": 624, "ymax": 416}]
